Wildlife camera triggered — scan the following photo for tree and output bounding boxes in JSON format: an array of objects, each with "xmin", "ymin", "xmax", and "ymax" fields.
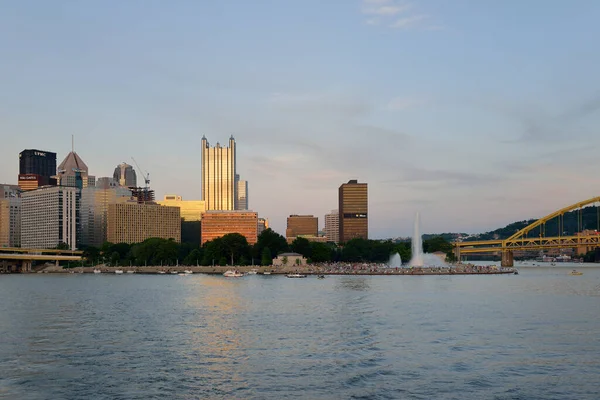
[
  {"xmin": 295, "ymin": 258, "xmax": 301, "ymax": 266},
  {"xmin": 254, "ymin": 228, "xmax": 288, "ymax": 260},
  {"xmin": 282, "ymin": 256, "xmax": 288, "ymax": 266},
  {"xmin": 291, "ymin": 237, "xmax": 312, "ymax": 258},
  {"xmin": 55, "ymin": 242, "xmax": 70, "ymax": 250},
  {"xmin": 110, "ymin": 251, "xmax": 120, "ymax": 266},
  {"xmin": 202, "ymin": 238, "xmax": 224, "ymax": 266},
  {"xmin": 221, "ymin": 233, "xmax": 251, "ymax": 265},
  {"xmin": 310, "ymin": 242, "xmax": 333, "ymax": 263},
  {"xmin": 261, "ymin": 247, "xmax": 272, "ymax": 266},
  {"xmin": 183, "ymin": 248, "xmax": 202, "ymax": 266}
]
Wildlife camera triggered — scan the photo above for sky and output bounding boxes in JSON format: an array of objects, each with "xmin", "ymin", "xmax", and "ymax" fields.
[{"xmin": 1, "ymin": 0, "xmax": 600, "ymax": 238}]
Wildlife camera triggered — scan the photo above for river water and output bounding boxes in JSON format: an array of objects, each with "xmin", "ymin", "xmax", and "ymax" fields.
[{"xmin": 1, "ymin": 266, "xmax": 599, "ymax": 399}]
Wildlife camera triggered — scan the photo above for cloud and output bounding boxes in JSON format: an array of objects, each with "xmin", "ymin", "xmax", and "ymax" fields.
[
  {"xmin": 390, "ymin": 14, "xmax": 428, "ymax": 29},
  {"xmin": 360, "ymin": 0, "xmax": 442, "ymax": 31},
  {"xmin": 362, "ymin": 4, "xmax": 411, "ymax": 16}
]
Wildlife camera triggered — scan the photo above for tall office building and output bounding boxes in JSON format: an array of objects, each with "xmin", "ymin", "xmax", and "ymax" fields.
[
  {"xmin": 56, "ymin": 151, "xmax": 95, "ymax": 188},
  {"xmin": 258, "ymin": 218, "xmax": 269, "ymax": 235},
  {"xmin": 325, "ymin": 209, "xmax": 340, "ymax": 244},
  {"xmin": 286, "ymin": 215, "xmax": 318, "ymax": 243},
  {"xmin": 21, "ymin": 186, "xmax": 78, "ymax": 250},
  {"xmin": 0, "ymin": 200, "xmax": 9, "ymax": 247},
  {"xmin": 338, "ymin": 180, "xmax": 368, "ymax": 243},
  {"xmin": 201, "ymin": 211, "xmax": 258, "ymax": 245},
  {"xmin": 157, "ymin": 195, "xmax": 206, "ymax": 221},
  {"xmin": 113, "ymin": 163, "xmax": 137, "ymax": 187},
  {"xmin": 19, "ymin": 149, "xmax": 57, "ymax": 190},
  {"xmin": 107, "ymin": 203, "xmax": 181, "ymax": 244},
  {"xmin": 80, "ymin": 178, "xmax": 133, "ymax": 247},
  {"xmin": 0, "ymin": 185, "xmax": 21, "ymax": 247},
  {"xmin": 201, "ymin": 136, "xmax": 236, "ymax": 211},
  {"xmin": 235, "ymin": 174, "xmax": 248, "ymax": 210}
]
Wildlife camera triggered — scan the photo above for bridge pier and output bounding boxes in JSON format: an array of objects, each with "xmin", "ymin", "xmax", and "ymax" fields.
[{"xmin": 501, "ymin": 251, "xmax": 514, "ymax": 267}]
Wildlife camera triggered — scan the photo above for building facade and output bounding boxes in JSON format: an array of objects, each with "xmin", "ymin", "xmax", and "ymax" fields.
[
  {"xmin": 286, "ymin": 215, "xmax": 318, "ymax": 243},
  {"xmin": 201, "ymin": 211, "xmax": 258, "ymax": 245},
  {"xmin": 324, "ymin": 209, "xmax": 340, "ymax": 244},
  {"xmin": 258, "ymin": 217, "xmax": 269, "ymax": 236},
  {"xmin": 19, "ymin": 149, "xmax": 57, "ymax": 186},
  {"xmin": 80, "ymin": 179, "xmax": 133, "ymax": 247},
  {"xmin": 157, "ymin": 195, "xmax": 206, "ymax": 221},
  {"xmin": 56, "ymin": 151, "xmax": 95, "ymax": 188},
  {"xmin": 0, "ymin": 200, "xmax": 9, "ymax": 247},
  {"xmin": 113, "ymin": 162, "xmax": 137, "ymax": 187},
  {"xmin": 21, "ymin": 186, "xmax": 78, "ymax": 250},
  {"xmin": 235, "ymin": 174, "xmax": 248, "ymax": 210},
  {"xmin": 201, "ymin": 136, "xmax": 236, "ymax": 211},
  {"xmin": 107, "ymin": 203, "xmax": 181, "ymax": 244},
  {"xmin": 0, "ymin": 185, "xmax": 21, "ymax": 247},
  {"xmin": 339, "ymin": 180, "xmax": 368, "ymax": 242}
]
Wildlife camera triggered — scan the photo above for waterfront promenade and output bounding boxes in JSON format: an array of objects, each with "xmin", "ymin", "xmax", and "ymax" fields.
[{"xmin": 36, "ymin": 263, "xmax": 516, "ymax": 276}]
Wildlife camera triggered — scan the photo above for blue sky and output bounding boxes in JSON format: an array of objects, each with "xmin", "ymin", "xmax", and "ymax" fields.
[{"xmin": 1, "ymin": 0, "xmax": 600, "ymax": 238}]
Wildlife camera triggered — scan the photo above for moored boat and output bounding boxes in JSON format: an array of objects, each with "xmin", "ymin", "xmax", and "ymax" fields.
[
  {"xmin": 183, "ymin": 270, "xmax": 193, "ymax": 274},
  {"xmin": 570, "ymin": 270, "xmax": 583, "ymax": 276},
  {"xmin": 262, "ymin": 271, "xmax": 272, "ymax": 275},
  {"xmin": 114, "ymin": 269, "xmax": 124, "ymax": 274},
  {"xmin": 247, "ymin": 269, "xmax": 258, "ymax": 275},
  {"xmin": 286, "ymin": 273, "xmax": 307, "ymax": 278},
  {"xmin": 224, "ymin": 270, "xmax": 244, "ymax": 277},
  {"xmin": 93, "ymin": 269, "xmax": 102, "ymax": 274}
]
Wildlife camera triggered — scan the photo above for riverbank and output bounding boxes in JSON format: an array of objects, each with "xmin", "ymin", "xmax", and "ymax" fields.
[{"xmin": 35, "ymin": 264, "xmax": 516, "ymax": 276}]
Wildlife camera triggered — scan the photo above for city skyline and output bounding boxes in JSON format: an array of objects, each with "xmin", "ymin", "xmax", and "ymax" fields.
[{"xmin": 2, "ymin": 1, "xmax": 600, "ymax": 237}]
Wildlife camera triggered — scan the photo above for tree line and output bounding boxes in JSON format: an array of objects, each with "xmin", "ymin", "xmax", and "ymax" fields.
[{"xmin": 78, "ymin": 228, "xmax": 456, "ymax": 267}]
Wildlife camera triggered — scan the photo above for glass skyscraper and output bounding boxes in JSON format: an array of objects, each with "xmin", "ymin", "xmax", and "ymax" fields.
[{"xmin": 201, "ymin": 136, "xmax": 236, "ymax": 211}]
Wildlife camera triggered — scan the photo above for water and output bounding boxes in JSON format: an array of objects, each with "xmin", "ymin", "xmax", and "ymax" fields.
[
  {"xmin": 410, "ymin": 211, "xmax": 424, "ymax": 267},
  {"xmin": 388, "ymin": 253, "xmax": 402, "ymax": 267},
  {"xmin": 1, "ymin": 269, "xmax": 600, "ymax": 399}
]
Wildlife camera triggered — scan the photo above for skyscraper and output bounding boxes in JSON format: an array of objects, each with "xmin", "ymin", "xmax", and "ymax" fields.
[
  {"xmin": 286, "ymin": 215, "xmax": 318, "ymax": 243},
  {"xmin": 201, "ymin": 136, "xmax": 236, "ymax": 211},
  {"xmin": 235, "ymin": 174, "xmax": 248, "ymax": 210},
  {"xmin": 18, "ymin": 149, "xmax": 57, "ymax": 190},
  {"xmin": 338, "ymin": 180, "xmax": 368, "ymax": 243},
  {"xmin": 56, "ymin": 151, "xmax": 95, "ymax": 188},
  {"xmin": 325, "ymin": 209, "xmax": 340, "ymax": 244},
  {"xmin": 113, "ymin": 162, "xmax": 137, "ymax": 187}
]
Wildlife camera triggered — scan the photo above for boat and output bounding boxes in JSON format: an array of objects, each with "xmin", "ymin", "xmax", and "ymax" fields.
[
  {"xmin": 170, "ymin": 271, "xmax": 179, "ymax": 275},
  {"xmin": 262, "ymin": 271, "xmax": 272, "ymax": 275},
  {"xmin": 93, "ymin": 269, "xmax": 102, "ymax": 274},
  {"xmin": 247, "ymin": 269, "xmax": 258, "ymax": 275},
  {"xmin": 286, "ymin": 273, "xmax": 307, "ymax": 278},
  {"xmin": 513, "ymin": 270, "xmax": 519, "ymax": 275},
  {"xmin": 157, "ymin": 271, "xmax": 166, "ymax": 274},
  {"xmin": 570, "ymin": 270, "xmax": 583, "ymax": 276},
  {"xmin": 126, "ymin": 270, "xmax": 136, "ymax": 274},
  {"xmin": 115, "ymin": 269, "xmax": 124, "ymax": 274},
  {"xmin": 224, "ymin": 270, "xmax": 244, "ymax": 277},
  {"xmin": 317, "ymin": 274, "xmax": 325, "ymax": 279},
  {"xmin": 183, "ymin": 270, "xmax": 193, "ymax": 274}
]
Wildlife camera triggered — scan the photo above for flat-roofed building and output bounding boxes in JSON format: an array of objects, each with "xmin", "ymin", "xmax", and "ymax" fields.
[
  {"xmin": 258, "ymin": 218, "xmax": 269, "ymax": 235},
  {"xmin": 19, "ymin": 149, "xmax": 57, "ymax": 188},
  {"xmin": 201, "ymin": 136, "xmax": 236, "ymax": 211},
  {"xmin": 286, "ymin": 215, "xmax": 318, "ymax": 243},
  {"xmin": 21, "ymin": 186, "xmax": 78, "ymax": 250},
  {"xmin": 201, "ymin": 211, "xmax": 258, "ymax": 245},
  {"xmin": 324, "ymin": 209, "xmax": 339, "ymax": 244},
  {"xmin": 0, "ymin": 199, "xmax": 9, "ymax": 247},
  {"xmin": 107, "ymin": 202, "xmax": 181, "ymax": 244},
  {"xmin": 18, "ymin": 174, "xmax": 43, "ymax": 191},
  {"xmin": 339, "ymin": 180, "xmax": 368, "ymax": 242},
  {"xmin": 235, "ymin": 174, "xmax": 248, "ymax": 210},
  {"xmin": 157, "ymin": 195, "xmax": 206, "ymax": 221}
]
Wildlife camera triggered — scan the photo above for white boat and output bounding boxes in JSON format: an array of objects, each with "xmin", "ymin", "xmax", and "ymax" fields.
[
  {"xmin": 247, "ymin": 269, "xmax": 258, "ymax": 275},
  {"xmin": 115, "ymin": 269, "xmax": 124, "ymax": 274},
  {"xmin": 262, "ymin": 271, "xmax": 272, "ymax": 275},
  {"xmin": 157, "ymin": 271, "xmax": 166, "ymax": 274},
  {"xmin": 183, "ymin": 270, "xmax": 193, "ymax": 274},
  {"xmin": 170, "ymin": 271, "xmax": 179, "ymax": 275},
  {"xmin": 223, "ymin": 270, "xmax": 244, "ymax": 277},
  {"xmin": 126, "ymin": 270, "xmax": 135, "ymax": 274},
  {"xmin": 286, "ymin": 273, "xmax": 307, "ymax": 278},
  {"xmin": 93, "ymin": 269, "xmax": 102, "ymax": 274}
]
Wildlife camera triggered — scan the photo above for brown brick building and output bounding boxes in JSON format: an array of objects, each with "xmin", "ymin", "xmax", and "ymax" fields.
[
  {"xmin": 339, "ymin": 180, "xmax": 368, "ymax": 243},
  {"xmin": 286, "ymin": 215, "xmax": 318, "ymax": 243},
  {"xmin": 201, "ymin": 211, "xmax": 258, "ymax": 245},
  {"xmin": 107, "ymin": 202, "xmax": 181, "ymax": 244}
]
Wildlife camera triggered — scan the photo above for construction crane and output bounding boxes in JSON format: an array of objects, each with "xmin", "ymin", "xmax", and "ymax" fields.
[{"xmin": 131, "ymin": 157, "xmax": 150, "ymax": 189}]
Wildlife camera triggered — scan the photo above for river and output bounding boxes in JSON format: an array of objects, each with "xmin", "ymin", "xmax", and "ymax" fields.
[{"xmin": 1, "ymin": 266, "xmax": 599, "ymax": 399}]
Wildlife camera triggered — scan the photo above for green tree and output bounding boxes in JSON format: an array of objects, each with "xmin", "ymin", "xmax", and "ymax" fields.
[
  {"xmin": 202, "ymin": 237, "xmax": 224, "ymax": 266},
  {"xmin": 55, "ymin": 242, "xmax": 70, "ymax": 250},
  {"xmin": 291, "ymin": 237, "xmax": 311, "ymax": 258},
  {"xmin": 221, "ymin": 233, "xmax": 251, "ymax": 265},
  {"xmin": 282, "ymin": 256, "xmax": 288, "ymax": 266},
  {"xmin": 261, "ymin": 246, "xmax": 272, "ymax": 266},
  {"xmin": 110, "ymin": 251, "xmax": 120, "ymax": 266},
  {"xmin": 183, "ymin": 248, "xmax": 202, "ymax": 266},
  {"xmin": 310, "ymin": 242, "xmax": 333, "ymax": 263},
  {"xmin": 254, "ymin": 228, "xmax": 289, "ymax": 260}
]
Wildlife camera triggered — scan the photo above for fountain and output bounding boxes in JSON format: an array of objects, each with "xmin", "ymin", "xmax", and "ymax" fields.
[
  {"xmin": 388, "ymin": 253, "xmax": 402, "ymax": 268},
  {"xmin": 409, "ymin": 211, "xmax": 448, "ymax": 268}
]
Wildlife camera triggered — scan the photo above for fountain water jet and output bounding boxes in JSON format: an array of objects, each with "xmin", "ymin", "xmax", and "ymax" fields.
[
  {"xmin": 409, "ymin": 212, "xmax": 424, "ymax": 267},
  {"xmin": 388, "ymin": 253, "xmax": 402, "ymax": 268}
]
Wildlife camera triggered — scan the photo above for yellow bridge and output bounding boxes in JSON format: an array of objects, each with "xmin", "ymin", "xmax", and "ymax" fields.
[
  {"xmin": 0, "ymin": 248, "xmax": 83, "ymax": 273},
  {"xmin": 454, "ymin": 196, "xmax": 600, "ymax": 266}
]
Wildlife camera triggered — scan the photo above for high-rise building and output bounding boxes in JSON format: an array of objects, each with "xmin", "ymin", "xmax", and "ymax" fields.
[
  {"xmin": 0, "ymin": 184, "xmax": 21, "ymax": 247},
  {"xmin": 107, "ymin": 203, "xmax": 181, "ymax": 244},
  {"xmin": 21, "ymin": 186, "xmax": 78, "ymax": 250},
  {"xmin": 80, "ymin": 178, "xmax": 133, "ymax": 247},
  {"xmin": 235, "ymin": 174, "xmax": 248, "ymax": 210},
  {"xmin": 19, "ymin": 149, "xmax": 57, "ymax": 188},
  {"xmin": 0, "ymin": 199, "xmax": 9, "ymax": 247},
  {"xmin": 157, "ymin": 195, "xmax": 206, "ymax": 221},
  {"xmin": 201, "ymin": 211, "xmax": 258, "ymax": 245},
  {"xmin": 258, "ymin": 218, "xmax": 269, "ymax": 235},
  {"xmin": 56, "ymin": 151, "xmax": 95, "ymax": 188},
  {"xmin": 113, "ymin": 162, "xmax": 137, "ymax": 187},
  {"xmin": 338, "ymin": 180, "xmax": 368, "ymax": 242},
  {"xmin": 201, "ymin": 136, "xmax": 236, "ymax": 211},
  {"xmin": 286, "ymin": 215, "xmax": 318, "ymax": 243},
  {"xmin": 325, "ymin": 209, "xmax": 340, "ymax": 244}
]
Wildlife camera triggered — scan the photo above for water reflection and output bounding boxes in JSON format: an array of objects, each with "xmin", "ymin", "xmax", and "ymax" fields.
[{"xmin": 335, "ymin": 276, "xmax": 371, "ymax": 291}]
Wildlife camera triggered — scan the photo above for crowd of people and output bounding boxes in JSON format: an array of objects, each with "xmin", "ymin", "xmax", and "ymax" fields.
[{"xmin": 296, "ymin": 262, "xmax": 514, "ymax": 275}]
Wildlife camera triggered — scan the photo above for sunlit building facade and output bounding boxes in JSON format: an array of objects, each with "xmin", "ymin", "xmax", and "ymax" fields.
[
  {"xmin": 324, "ymin": 209, "xmax": 340, "ymax": 244},
  {"xmin": 56, "ymin": 151, "xmax": 95, "ymax": 188},
  {"xmin": 201, "ymin": 136, "xmax": 236, "ymax": 211},
  {"xmin": 113, "ymin": 162, "xmax": 137, "ymax": 187},
  {"xmin": 235, "ymin": 174, "xmax": 248, "ymax": 210},
  {"xmin": 107, "ymin": 203, "xmax": 181, "ymax": 244},
  {"xmin": 339, "ymin": 180, "xmax": 368, "ymax": 243},
  {"xmin": 21, "ymin": 186, "xmax": 78, "ymax": 250},
  {"xmin": 258, "ymin": 217, "xmax": 269, "ymax": 235},
  {"xmin": 0, "ymin": 185, "xmax": 21, "ymax": 247},
  {"xmin": 201, "ymin": 211, "xmax": 258, "ymax": 245},
  {"xmin": 286, "ymin": 215, "xmax": 318, "ymax": 243},
  {"xmin": 19, "ymin": 149, "xmax": 57, "ymax": 190},
  {"xmin": 157, "ymin": 195, "xmax": 206, "ymax": 222}
]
